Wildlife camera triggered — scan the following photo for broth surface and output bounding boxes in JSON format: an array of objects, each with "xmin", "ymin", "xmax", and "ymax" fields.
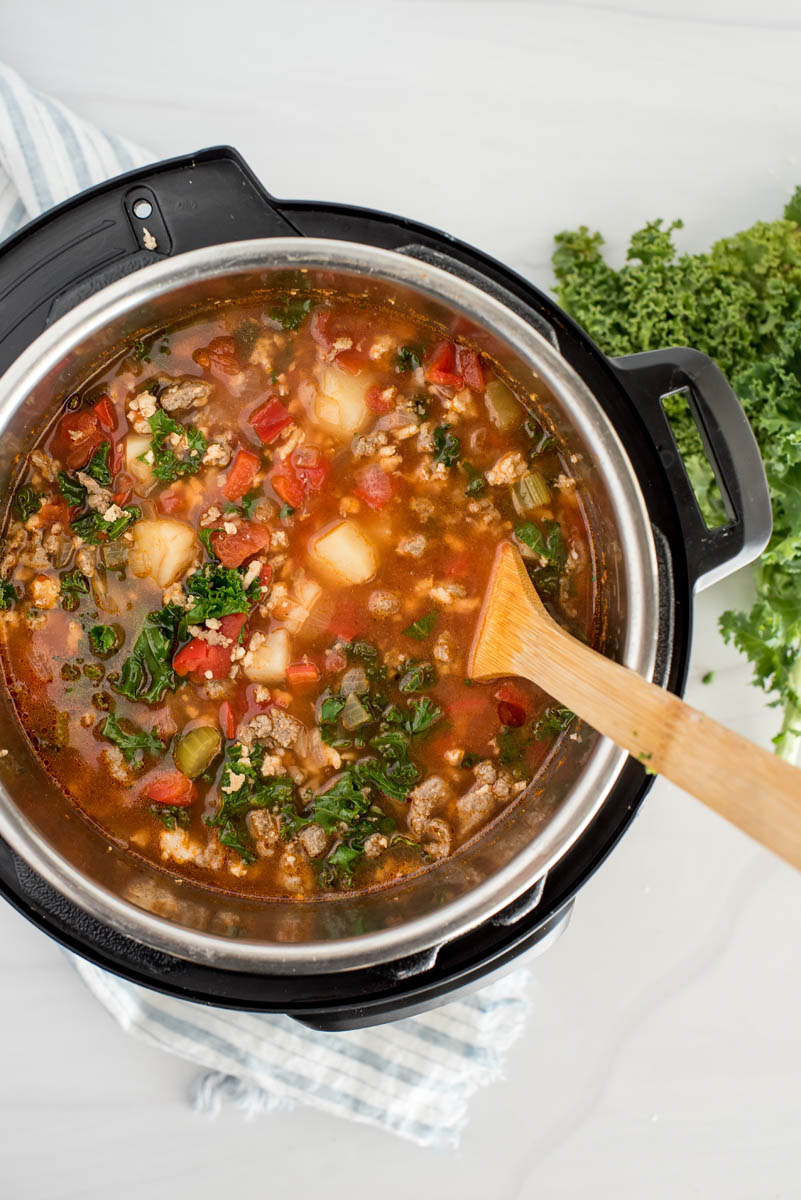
[{"xmin": 0, "ymin": 292, "xmax": 597, "ymax": 898}]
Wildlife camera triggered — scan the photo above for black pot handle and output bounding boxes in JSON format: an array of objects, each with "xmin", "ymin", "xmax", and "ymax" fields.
[
  {"xmin": 0, "ymin": 146, "xmax": 300, "ymax": 377},
  {"xmin": 611, "ymin": 347, "xmax": 771, "ymax": 590}
]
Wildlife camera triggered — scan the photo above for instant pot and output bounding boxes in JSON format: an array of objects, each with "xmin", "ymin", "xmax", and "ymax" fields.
[{"xmin": 0, "ymin": 147, "xmax": 771, "ymax": 1029}]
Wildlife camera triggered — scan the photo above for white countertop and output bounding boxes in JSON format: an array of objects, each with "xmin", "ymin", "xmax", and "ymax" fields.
[{"xmin": 2, "ymin": 2, "xmax": 801, "ymax": 1195}]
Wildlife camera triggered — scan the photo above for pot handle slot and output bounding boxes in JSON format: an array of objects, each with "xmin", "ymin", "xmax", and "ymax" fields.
[
  {"xmin": 0, "ymin": 146, "xmax": 299, "ymax": 377},
  {"xmin": 612, "ymin": 347, "xmax": 772, "ymax": 591}
]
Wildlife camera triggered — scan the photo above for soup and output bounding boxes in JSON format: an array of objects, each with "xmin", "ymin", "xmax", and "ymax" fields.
[{"xmin": 0, "ymin": 291, "xmax": 596, "ymax": 898}]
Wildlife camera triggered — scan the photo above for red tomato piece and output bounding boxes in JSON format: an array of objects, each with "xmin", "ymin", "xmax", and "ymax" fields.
[
  {"xmin": 497, "ymin": 700, "xmax": 527, "ymax": 728},
  {"xmin": 286, "ymin": 661, "xmax": 321, "ymax": 687},
  {"xmin": 250, "ymin": 397, "xmax": 294, "ymax": 444},
  {"xmin": 334, "ymin": 347, "xmax": 365, "ymax": 374},
  {"xmin": 143, "ymin": 772, "xmax": 197, "ymax": 806},
  {"xmin": 173, "ymin": 637, "xmax": 230, "ymax": 680},
  {"xmin": 366, "ymin": 385, "xmax": 395, "ymax": 415},
  {"xmin": 110, "ymin": 440, "xmax": 124, "ymax": 475},
  {"xmin": 93, "ymin": 395, "xmax": 117, "ymax": 431},
  {"xmin": 222, "ymin": 448, "xmax": 261, "ymax": 501},
  {"xmin": 52, "ymin": 408, "xmax": 102, "ymax": 469},
  {"xmin": 292, "ymin": 446, "xmax": 329, "ymax": 491},
  {"xmin": 270, "ymin": 468, "xmax": 305, "ymax": 508},
  {"xmin": 426, "ymin": 341, "xmax": 463, "ymax": 389},
  {"xmin": 219, "ymin": 700, "xmax": 237, "ymax": 740},
  {"xmin": 328, "ymin": 598, "xmax": 363, "ymax": 641},
  {"xmin": 456, "ymin": 346, "xmax": 485, "ymax": 391},
  {"xmin": 354, "ymin": 465, "xmax": 393, "ymax": 510},
  {"xmin": 38, "ymin": 497, "xmax": 71, "ymax": 527},
  {"xmin": 157, "ymin": 485, "xmax": 188, "ymax": 515},
  {"xmin": 494, "ymin": 681, "xmax": 532, "ymax": 716},
  {"xmin": 219, "ymin": 612, "xmax": 248, "ymax": 642},
  {"xmin": 194, "ymin": 335, "xmax": 240, "ymax": 377},
  {"xmin": 210, "ymin": 521, "xmax": 271, "ymax": 568}
]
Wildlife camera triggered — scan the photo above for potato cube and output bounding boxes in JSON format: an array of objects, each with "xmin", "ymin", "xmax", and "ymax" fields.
[
  {"xmin": 315, "ymin": 365, "xmax": 370, "ymax": 438},
  {"xmin": 129, "ymin": 518, "xmax": 198, "ymax": 588},
  {"xmin": 309, "ymin": 520, "xmax": 377, "ymax": 585},
  {"xmin": 243, "ymin": 629, "xmax": 291, "ymax": 683}
]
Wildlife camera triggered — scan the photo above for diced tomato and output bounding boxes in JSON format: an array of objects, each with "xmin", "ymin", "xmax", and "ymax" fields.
[
  {"xmin": 354, "ymin": 464, "xmax": 393, "ymax": 510},
  {"xmin": 194, "ymin": 335, "xmax": 240, "ymax": 377},
  {"xmin": 250, "ymin": 397, "xmax": 294, "ymax": 444},
  {"xmin": 222, "ymin": 448, "xmax": 261, "ymax": 501},
  {"xmin": 328, "ymin": 598, "xmax": 363, "ymax": 641},
  {"xmin": 494, "ymin": 681, "xmax": 532, "ymax": 715},
  {"xmin": 366, "ymin": 385, "xmax": 395, "ymax": 415},
  {"xmin": 270, "ymin": 446, "xmax": 328, "ymax": 509},
  {"xmin": 292, "ymin": 446, "xmax": 329, "ymax": 491},
  {"xmin": 157, "ymin": 485, "xmax": 188, "ymax": 515},
  {"xmin": 52, "ymin": 408, "xmax": 102, "ymax": 469},
  {"xmin": 210, "ymin": 521, "xmax": 271, "ymax": 568},
  {"xmin": 334, "ymin": 347, "xmax": 365, "ymax": 374},
  {"xmin": 270, "ymin": 467, "xmax": 305, "ymax": 508},
  {"xmin": 444, "ymin": 551, "xmax": 472, "ymax": 577},
  {"xmin": 173, "ymin": 637, "xmax": 231, "ymax": 680},
  {"xmin": 142, "ymin": 772, "xmax": 197, "ymax": 806},
  {"xmin": 219, "ymin": 700, "xmax": 238, "ymax": 740},
  {"xmin": 286, "ymin": 661, "xmax": 321, "ymax": 687},
  {"xmin": 93, "ymin": 395, "xmax": 117, "ymax": 431},
  {"xmin": 426, "ymin": 341, "xmax": 463, "ymax": 389},
  {"xmin": 456, "ymin": 346, "xmax": 484, "ymax": 391},
  {"xmin": 259, "ymin": 562, "xmax": 273, "ymax": 588},
  {"xmin": 219, "ymin": 612, "xmax": 248, "ymax": 642},
  {"xmin": 113, "ymin": 487, "xmax": 132, "ymax": 508},
  {"xmin": 497, "ymin": 700, "xmax": 527, "ymax": 727},
  {"xmin": 38, "ymin": 497, "xmax": 70, "ymax": 527},
  {"xmin": 110, "ymin": 440, "xmax": 124, "ymax": 475}
]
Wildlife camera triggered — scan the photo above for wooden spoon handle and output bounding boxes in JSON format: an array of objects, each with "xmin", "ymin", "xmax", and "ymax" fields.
[{"xmin": 513, "ymin": 613, "xmax": 801, "ymax": 870}]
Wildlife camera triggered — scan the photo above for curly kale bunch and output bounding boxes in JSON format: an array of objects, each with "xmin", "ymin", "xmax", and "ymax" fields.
[{"xmin": 552, "ymin": 191, "xmax": 801, "ymax": 759}]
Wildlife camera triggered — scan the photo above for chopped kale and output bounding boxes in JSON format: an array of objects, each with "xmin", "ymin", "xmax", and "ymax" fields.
[
  {"xmin": 534, "ymin": 705, "xmax": 575, "ymax": 739},
  {"xmin": 183, "ymin": 563, "xmax": 258, "ymax": 625},
  {"xmin": 432, "ymin": 423, "xmax": 461, "ymax": 467},
  {"xmin": 225, "ymin": 489, "xmax": 261, "ymax": 520},
  {"xmin": 395, "ymin": 344, "xmax": 424, "ymax": 373},
  {"xmin": 398, "ymin": 661, "xmax": 436, "ymax": 693},
  {"xmin": 269, "ymin": 296, "xmax": 313, "ymax": 331},
  {"xmin": 99, "ymin": 713, "xmax": 164, "ymax": 764},
  {"xmin": 0, "ymin": 580, "xmax": 18, "ymax": 610},
  {"xmin": 144, "ymin": 410, "xmax": 207, "ymax": 484},
  {"xmin": 402, "ymin": 611, "xmax": 437, "ymax": 640},
  {"xmin": 208, "ymin": 742, "xmax": 297, "ymax": 863},
  {"xmin": 318, "ymin": 693, "xmax": 347, "ymax": 745},
  {"xmin": 58, "ymin": 471, "xmax": 87, "ymax": 508},
  {"xmin": 515, "ymin": 520, "xmax": 565, "ymax": 564},
  {"xmin": 461, "ymin": 461, "xmax": 486, "ymax": 496},
  {"xmin": 84, "ymin": 442, "xmax": 112, "ymax": 487},
  {"xmin": 71, "ymin": 506, "xmax": 141, "ymax": 544},
  {"xmin": 59, "ymin": 569, "xmax": 90, "ymax": 611},
  {"xmin": 88, "ymin": 624, "xmax": 119, "ymax": 658},
  {"xmin": 151, "ymin": 804, "xmax": 190, "ymax": 831},
  {"xmin": 12, "ymin": 485, "xmax": 42, "ymax": 523},
  {"xmin": 115, "ymin": 604, "xmax": 183, "ymax": 704}
]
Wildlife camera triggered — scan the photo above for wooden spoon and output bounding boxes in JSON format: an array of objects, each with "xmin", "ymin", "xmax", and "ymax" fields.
[{"xmin": 469, "ymin": 542, "xmax": 801, "ymax": 871}]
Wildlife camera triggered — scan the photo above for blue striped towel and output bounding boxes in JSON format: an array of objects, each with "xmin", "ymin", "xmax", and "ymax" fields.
[{"xmin": 0, "ymin": 61, "xmax": 532, "ymax": 1146}]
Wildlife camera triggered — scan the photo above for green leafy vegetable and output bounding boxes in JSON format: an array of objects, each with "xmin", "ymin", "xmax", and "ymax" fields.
[
  {"xmin": 58, "ymin": 472, "xmax": 87, "ymax": 508},
  {"xmin": 395, "ymin": 344, "xmax": 424, "ymax": 372},
  {"xmin": 145, "ymin": 409, "xmax": 207, "ymax": 484},
  {"xmin": 71, "ymin": 506, "xmax": 141, "ymax": 544},
  {"xmin": 183, "ymin": 563, "xmax": 258, "ymax": 625},
  {"xmin": 12, "ymin": 485, "xmax": 42, "ymax": 523},
  {"xmin": 151, "ymin": 804, "xmax": 190, "ymax": 831},
  {"xmin": 59, "ymin": 569, "xmax": 90, "ymax": 611},
  {"xmin": 432, "ymin": 424, "xmax": 461, "ymax": 467},
  {"xmin": 398, "ymin": 661, "xmax": 436, "ymax": 693},
  {"xmin": 88, "ymin": 624, "xmax": 120, "ymax": 658},
  {"xmin": 209, "ymin": 742, "xmax": 296, "ymax": 863},
  {"xmin": 84, "ymin": 442, "xmax": 112, "ymax": 487},
  {"xmin": 269, "ymin": 296, "xmax": 312, "ymax": 331},
  {"xmin": 0, "ymin": 580, "xmax": 17, "ymax": 610},
  {"xmin": 515, "ymin": 520, "xmax": 564, "ymax": 563},
  {"xmin": 318, "ymin": 694, "xmax": 347, "ymax": 745},
  {"xmin": 278, "ymin": 503, "xmax": 295, "ymax": 520},
  {"xmin": 534, "ymin": 705, "xmax": 575, "ymax": 739},
  {"xmin": 99, "ymin": 714, "xmax": 164, "ymax": 764},
  {"xmin": 115, "ymin": 604, "xmax": 183, "ymax": 704},
  {"xmin": 461, "ymin": 461, "xmax": 486, "ymax": 497},
  {"xmin": 552, "ymin": 191, "xmax": 801, "ymax": 758},
  {"xmin": 402, "ymin": 611, "xmax": 437, "ymax": 640},
  {"xmin": 225, "ymin": 489, "xmax": 261, "ymax": 520},
  {"xmin": 131, "ymin": 339, "xmax": 148, "ymax": 360}
]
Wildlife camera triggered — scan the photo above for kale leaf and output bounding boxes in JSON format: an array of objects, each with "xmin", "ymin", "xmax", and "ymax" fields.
[
  {"xmin": 99, "ymin": 713, "xmax": 164, "ymax": 764},
  {"xmin": 115, "ymin": 604, "xmax": 183, "ymax": 704},
  {"xmin": 58, "ymin": 472, "xmax": 87, "ymax": 507},
  {"xmin": 84, "ymin": 442, "xmax": 112, "ymax": 487},
  {"xmin": 0, "ymin": 580, "xmax": 17, "ymax": 610},
  {"xmin": 145, "ymin": 410, "xmax": 207, "ymax": 484},
  {"xmin": 432, "ymin": 423, "xmax": 461, "ymax": 467},
  {"xmin": 12, "ymin": 485, "xmax": 41, "ymax": 523},
  {"xmin": 402, "ymin": 611, "xmax": 437, "ymax": 640},
  {"xmin": 183, "ymin": 563, "xmax": 258, "ymax": 625},
  {"xmin": 71, "ymin": 506, "xmax": 141, "ymax": 544}
]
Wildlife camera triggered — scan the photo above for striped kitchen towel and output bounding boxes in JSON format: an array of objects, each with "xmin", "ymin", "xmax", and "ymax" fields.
[{"xmin": 0, "ymin": 59, "xmax": 533, "ymax": 1147}]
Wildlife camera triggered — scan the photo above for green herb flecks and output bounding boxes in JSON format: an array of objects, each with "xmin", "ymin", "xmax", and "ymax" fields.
[
  {"xmin": 151, "ymin": 804, "xmax": 190, "ymax": 831},
  {"xmin": 71, "ymin": 505, "xmax": 140, "ymax": 544},
  {"xmin": 183, "ymin": 563, "xmax": 258, "ymax": 625},
  {"xmin": 278, "ymin": 503, "xmax": 295, "ymax": 520},
  {"xmin": 12, "ymin": 485, "xmax": 42, "ymax": 523},
  {"xmin": 395, "ymin": 344, "xmax": 424, "ymax": 373},
  {"xmin": 0, "ymin": 580, "xmax": 17, "ymax": 610},
  {"xmin": 88, "ymin": 624, "xmax": 121, "ymax": 658},
  {"xmin": 432, "ymin": 424, "xmax": 461, "ymax": 467},
  {"xmin": 461, "ymin": 461, "xmax": 486, "ymax": 497},
  {"xmin": 398, "ymin": 661, "xmax": 436, "ymax": 693},
  {"xmin": 144, "ymin": 410, "xmax": 207, "ymax": 484},
  {"xmin": 269, "ymin": 296, "xmax": 312, "ymax": 331},
  {"xmin": 99, "ymin": 713, "xmax": 164, "ymax": 765},
  {"xmin": 534, "ymin": 705, "xmax": 575, "ymax": 739},
  {"xmin": 402, "ymin": 611, "xmax": 437, "ymax": 641}
]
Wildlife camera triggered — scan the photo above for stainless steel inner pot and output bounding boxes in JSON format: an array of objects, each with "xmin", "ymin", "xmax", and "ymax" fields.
[{"xmin": 0, "ymin": 239, "xmax": 659, "ymax": 973}]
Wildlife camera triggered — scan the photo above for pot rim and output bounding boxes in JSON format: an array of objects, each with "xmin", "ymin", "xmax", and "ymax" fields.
[{"xmin": 0, "ymin": 238, "xmax": 659, "ymax": 974}]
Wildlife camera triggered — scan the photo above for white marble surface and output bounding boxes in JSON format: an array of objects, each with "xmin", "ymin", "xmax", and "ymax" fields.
[{"xmin": 2, "ymin": 1, "xmax": 801, "ymax": 1196}]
